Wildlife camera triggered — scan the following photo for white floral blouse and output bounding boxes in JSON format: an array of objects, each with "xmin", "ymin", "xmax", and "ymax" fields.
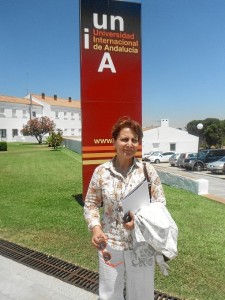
[{"xmin": 84, "ymin": 157, "xmax": 166, "ymax": 251}]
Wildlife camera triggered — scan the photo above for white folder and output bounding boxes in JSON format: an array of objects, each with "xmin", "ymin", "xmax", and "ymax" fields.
[{"xmin": 122, "ymin": 179, "xmax": 150, "ymax": 214}]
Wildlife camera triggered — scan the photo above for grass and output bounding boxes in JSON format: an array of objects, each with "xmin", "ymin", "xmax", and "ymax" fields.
[{"xmin": 0, "ymin": 143, "xmax": 225, "ymax": 300}]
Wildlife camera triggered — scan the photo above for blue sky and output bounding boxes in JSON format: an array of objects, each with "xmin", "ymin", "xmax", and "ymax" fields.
[{"xmin": 1, "ymin": 0, "xmax": 225, "ymax": 129}]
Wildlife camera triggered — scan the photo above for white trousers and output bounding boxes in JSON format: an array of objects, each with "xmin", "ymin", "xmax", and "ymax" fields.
[{"xmin": 98, "ymin": 244, "xmax": 155, "ymax": 300}]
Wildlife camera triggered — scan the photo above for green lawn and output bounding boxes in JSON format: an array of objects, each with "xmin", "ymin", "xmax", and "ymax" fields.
[{"xmin": 0, "ymin": 143, "xmax": 224, "ymax": 300}]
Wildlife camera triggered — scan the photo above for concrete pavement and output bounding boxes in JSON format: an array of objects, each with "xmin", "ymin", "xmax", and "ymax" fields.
[
  {"xmin": 0, "ymin": 255, "xmax": 98, "ymax": 300},
  {"xmin": 154, "ymin": 163, "xmax": 225, "ymax": 203}
]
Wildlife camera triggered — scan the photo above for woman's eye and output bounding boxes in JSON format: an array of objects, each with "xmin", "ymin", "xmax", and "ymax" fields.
[
  {"xmin": 132, "ymin": 139, "xmax": 138, "ymax": 144},
  {"xmin": 120, "ymin": 138, "xmax": 138, "ymax": 143}
]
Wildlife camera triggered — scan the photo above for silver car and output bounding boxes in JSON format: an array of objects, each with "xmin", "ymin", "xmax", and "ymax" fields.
[
  {"xmin": 223, "ymin": 163, "xmax": 225, "ymax": 174},
  {"xmin": 178, "ymin": 152, "xmax": 197, "ymax": 168},
  {"xmin": 169, "ymin": 153, "xmax": 181, "ymax": 167},
  {"xmin": 207, "ymin": 156, "xmax": 225, "ymax": 174}
]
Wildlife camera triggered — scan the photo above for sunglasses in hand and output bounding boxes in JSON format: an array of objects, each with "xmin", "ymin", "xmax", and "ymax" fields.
[{"xmin": 98, "ymin": 240, "xmax": 123, "ymax": 268}]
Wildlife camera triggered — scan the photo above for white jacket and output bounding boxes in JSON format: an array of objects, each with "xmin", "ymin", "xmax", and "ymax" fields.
[{"xmin": 133, "ymin": 202, "xmax": 178, "ymax": 275}]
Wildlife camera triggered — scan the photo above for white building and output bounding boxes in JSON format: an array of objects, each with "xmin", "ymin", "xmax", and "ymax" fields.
[
  {"xmin": 143, "ymin": 119, "xmax": 198, "ymax": 154},
  {"xmin": 0, "ymin": 93, "xmax": 81, "ymax": 142},
  {"xmin": 1, "ymin": 96, "xmax": 198, "ymax": 155}
]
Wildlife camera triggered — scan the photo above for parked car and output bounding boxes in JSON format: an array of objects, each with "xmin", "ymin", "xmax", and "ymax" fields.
[
  {"xmin": 149, "ymin": 151, "xmax": 175, "ymax": 164},
  {"xmin": 183, "ymin": 157, "xmax": 195, "ymax": 170},
  {"xmin": 207, "ymin": 156, "xmax": 225, "ymax": 174},
  {"xmin": 223, "ymin": 163, "xmax": 225, "ymax": 174},
  {"xmin": 142, "ymin": 151, "xmax": 162, "ymax": 161},
  {"xmin": 169, "ymin": 153, "xmax": 181, "ymax": 167},
  {"xmin": 177, "ymin": 152, "xmax": 197, "ymax": 168},
  {"xmin": 184, "ymin": 149, "xmax": 225, "ymax": 171}
]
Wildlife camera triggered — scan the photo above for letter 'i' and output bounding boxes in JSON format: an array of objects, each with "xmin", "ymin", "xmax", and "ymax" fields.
[{"xmin": 84, "ymin": 28, "xmax": 89, "ymax": 49}]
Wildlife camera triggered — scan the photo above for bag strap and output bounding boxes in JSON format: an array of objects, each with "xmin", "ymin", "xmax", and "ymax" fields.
[{"xmin": 143, "ymin": 162, "xmax": 152, "ymax": 202}]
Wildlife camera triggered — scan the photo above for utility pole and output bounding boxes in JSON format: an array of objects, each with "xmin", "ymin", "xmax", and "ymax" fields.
[
  {"xmin": 29, "ymin": 94, "xmax": 32, "ymax": 120},
  {"xmin": 26, "ymin": 72, "xmax": 32, "ymax": 120}
]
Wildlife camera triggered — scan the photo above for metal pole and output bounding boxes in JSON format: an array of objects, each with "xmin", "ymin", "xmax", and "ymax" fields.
[
  {"xmin": 196, "ymin": 123, "xmax": 203, "ymax": 171},
  {"xmin": 29, "ymin": 94, "xmax": 32, "ymax": 120}
]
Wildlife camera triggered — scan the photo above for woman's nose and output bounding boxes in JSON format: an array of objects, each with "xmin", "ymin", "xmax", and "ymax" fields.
[{"xmin": 126, "ymin": 140, "xmax": 133, "ymax": 146}]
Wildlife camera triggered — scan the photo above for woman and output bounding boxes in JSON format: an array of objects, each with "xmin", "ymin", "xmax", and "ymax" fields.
[{"xmin": 84, "ymin": 117, "xmax": 166, "ymax": 300}]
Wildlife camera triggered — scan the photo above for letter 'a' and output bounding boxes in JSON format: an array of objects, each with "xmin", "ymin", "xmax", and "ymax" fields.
[{"xmin": 98, "ymin": 52, "xmax": 116, "ymax": 73}]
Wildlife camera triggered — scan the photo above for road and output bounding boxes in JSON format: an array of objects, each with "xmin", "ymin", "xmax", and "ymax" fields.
[{"xmin": 153, "ymin": 163, "xmax": 225, "ymax": 201}]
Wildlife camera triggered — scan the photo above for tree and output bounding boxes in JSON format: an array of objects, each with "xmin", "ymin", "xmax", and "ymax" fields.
[
  {"xmin": 46, "ymin": 129, "xmax": 64, "ymax": 150},
  {"xmin": 186, "ymin": 118, "xmax": 224, "ymax": 149},
  {"xmin": 21, "ymin": 116, "xmax": 55, "ymax": 144},
  {"xmin": 186, "ymin": 119, "xmax": 205, "ymax": 147},
  {"xmin": 204, "ymin": 123, "xmax": 223, "ymax": 148}
]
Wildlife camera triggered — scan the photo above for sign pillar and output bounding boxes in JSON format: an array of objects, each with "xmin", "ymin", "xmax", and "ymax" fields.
[{"xmin": 80, "ymin": 0, "xmax": 142, "ymax": 196}]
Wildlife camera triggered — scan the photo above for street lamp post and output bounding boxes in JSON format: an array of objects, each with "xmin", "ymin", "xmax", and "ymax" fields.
[{"xmin": 195, "ymin": 123, "xmax": 203, "ymax": 171}]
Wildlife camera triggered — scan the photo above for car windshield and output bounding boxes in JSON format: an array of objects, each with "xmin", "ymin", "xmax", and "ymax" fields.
[
  {"xmin": 198, "ymin": 151, "xmax": 207, "ymax": 159},
  {"xmin": 154, "ymin": 153, "xmax": 161, "ymax": 156}
]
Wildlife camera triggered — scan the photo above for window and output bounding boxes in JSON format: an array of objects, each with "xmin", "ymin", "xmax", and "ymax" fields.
[
  {"xmin": 23, "ymin": 110, "xmax": 27, "ymax": 118},
  {"xmin": 64, "ymin": 112, "xmax": 67, "ymax": 119},
  {"xmin": 170, "ymin": 144, "xmax": 176, "ymax": 151},
  {"xmin": 0, "ymin": 108, "xmax": 5, "ymax": 117},
  {"xmin": 12, "ymin": 109, "xmax": 17, "ymax": 118},
  {"xmin": 71, "ymin": 128, "xmax": 75, "ymax": 135},
  {"xmin": 163, "ymin": 152, "xmax": 175, "ymax": 156},
  {"xmin": 152, "ymin": 143, "xmax": 159, "ymax": 149},
  {"xmin": 55, "ymin": 111, "xmax": 59, "ymax": 119},
  {"xmin": 12, "ymin": 129, "xmax": 18, "ymax": 137},
  {"xmin": 0, "ymin": 129, "xmax": 7, "ymax": 138},
  {"xmin": 32, "ymin": 111, "xmax": 36, "ymax": 118},
  {"xmin": 71, "ymin": 112, "xmax": 75, "ymax": 120}
]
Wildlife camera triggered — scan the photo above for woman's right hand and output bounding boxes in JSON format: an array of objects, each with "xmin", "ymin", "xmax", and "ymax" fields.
[{"xmin": 92, "ymin": 225, "xmax": 108, "ymax": 249}]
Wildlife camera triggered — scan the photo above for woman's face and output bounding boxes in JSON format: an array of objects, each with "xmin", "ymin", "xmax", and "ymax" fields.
[{"xmin": 113, "ymin": 127, "xmax": 139, "ymax": 159}]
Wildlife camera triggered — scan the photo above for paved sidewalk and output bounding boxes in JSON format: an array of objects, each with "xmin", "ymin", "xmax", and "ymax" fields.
[{"xmin": 0, "ymin": 255, "xmax": 98, "ymax": 300}]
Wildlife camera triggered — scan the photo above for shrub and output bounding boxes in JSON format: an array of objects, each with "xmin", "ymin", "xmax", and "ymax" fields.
[
  {"xmin": 47, "ymin": 130, "xmax": 64, "ymax": 150},
  {"xmin": 45, "ymin": 136, "xmax": 53, "ymax": 147},
  {"xmin": 0, "ymin": 141, "xmax": 7, "ymax": 151}
]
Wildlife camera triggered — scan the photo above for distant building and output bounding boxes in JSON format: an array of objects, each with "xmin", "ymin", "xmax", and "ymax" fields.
[
  {"xmin": 0, "ymin": 93, "xmax": 81, "ymax": 142},
  {"xmin": 1, "ymin": 96, "xmax": 198, "ymax": 155},
  {"xmin": 143, "ymin": 119, "xmax": 198, "ymax": 154}
]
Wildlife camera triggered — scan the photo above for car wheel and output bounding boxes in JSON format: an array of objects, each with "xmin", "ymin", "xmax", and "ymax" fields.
[
  {"xmin": 194, "ymin": 162, "xmax": 204, "ymax": 171},
  {"xmin": 155, "ymin": 159, "xmax": 160, "ymax": 164}
]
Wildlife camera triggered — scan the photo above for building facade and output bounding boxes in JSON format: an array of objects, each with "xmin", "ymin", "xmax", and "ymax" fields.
[
  {"xmin": 143, "ymin": 119, "xmax": 198, "ymax": 154},
  {"xmin": 0, "ymin": 93, "xmax": 81, "ymax": 142},
  {"xmin": 1, "ymin": 95, "xmax": 198, "ymax": 156}
]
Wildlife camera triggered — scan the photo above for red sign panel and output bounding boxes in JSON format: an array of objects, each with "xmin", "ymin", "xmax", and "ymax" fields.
[{"xmin": 80, "ymin": 0, "xmax": 142, "ymax": 195}]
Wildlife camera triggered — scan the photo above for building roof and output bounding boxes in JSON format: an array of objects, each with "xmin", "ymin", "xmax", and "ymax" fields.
[
  {"xmin": 143, "ymin": 125, "xmax": 197, "ymax": 141},
  {"xmin": 0, "ymin": 95, "xmax": 41, "ymax": 106},
  {"xmin": 32, "ymin": 94, "xmax": 81, "ymax": 109}
]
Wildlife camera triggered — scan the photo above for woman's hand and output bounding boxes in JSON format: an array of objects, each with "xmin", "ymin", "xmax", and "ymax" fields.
[
  {"xmin": 123, "ymin": 211, "xmax": 135, "ymax": 230},
  {"xmin": 92, "ymin": 225, "xmax": 108, "ymax": 249}
]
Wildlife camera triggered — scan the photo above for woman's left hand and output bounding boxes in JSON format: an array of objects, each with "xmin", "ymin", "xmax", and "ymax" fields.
[{"xmin": 123, "ymin": 211, "xmax": 135, "ymax": 230}]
